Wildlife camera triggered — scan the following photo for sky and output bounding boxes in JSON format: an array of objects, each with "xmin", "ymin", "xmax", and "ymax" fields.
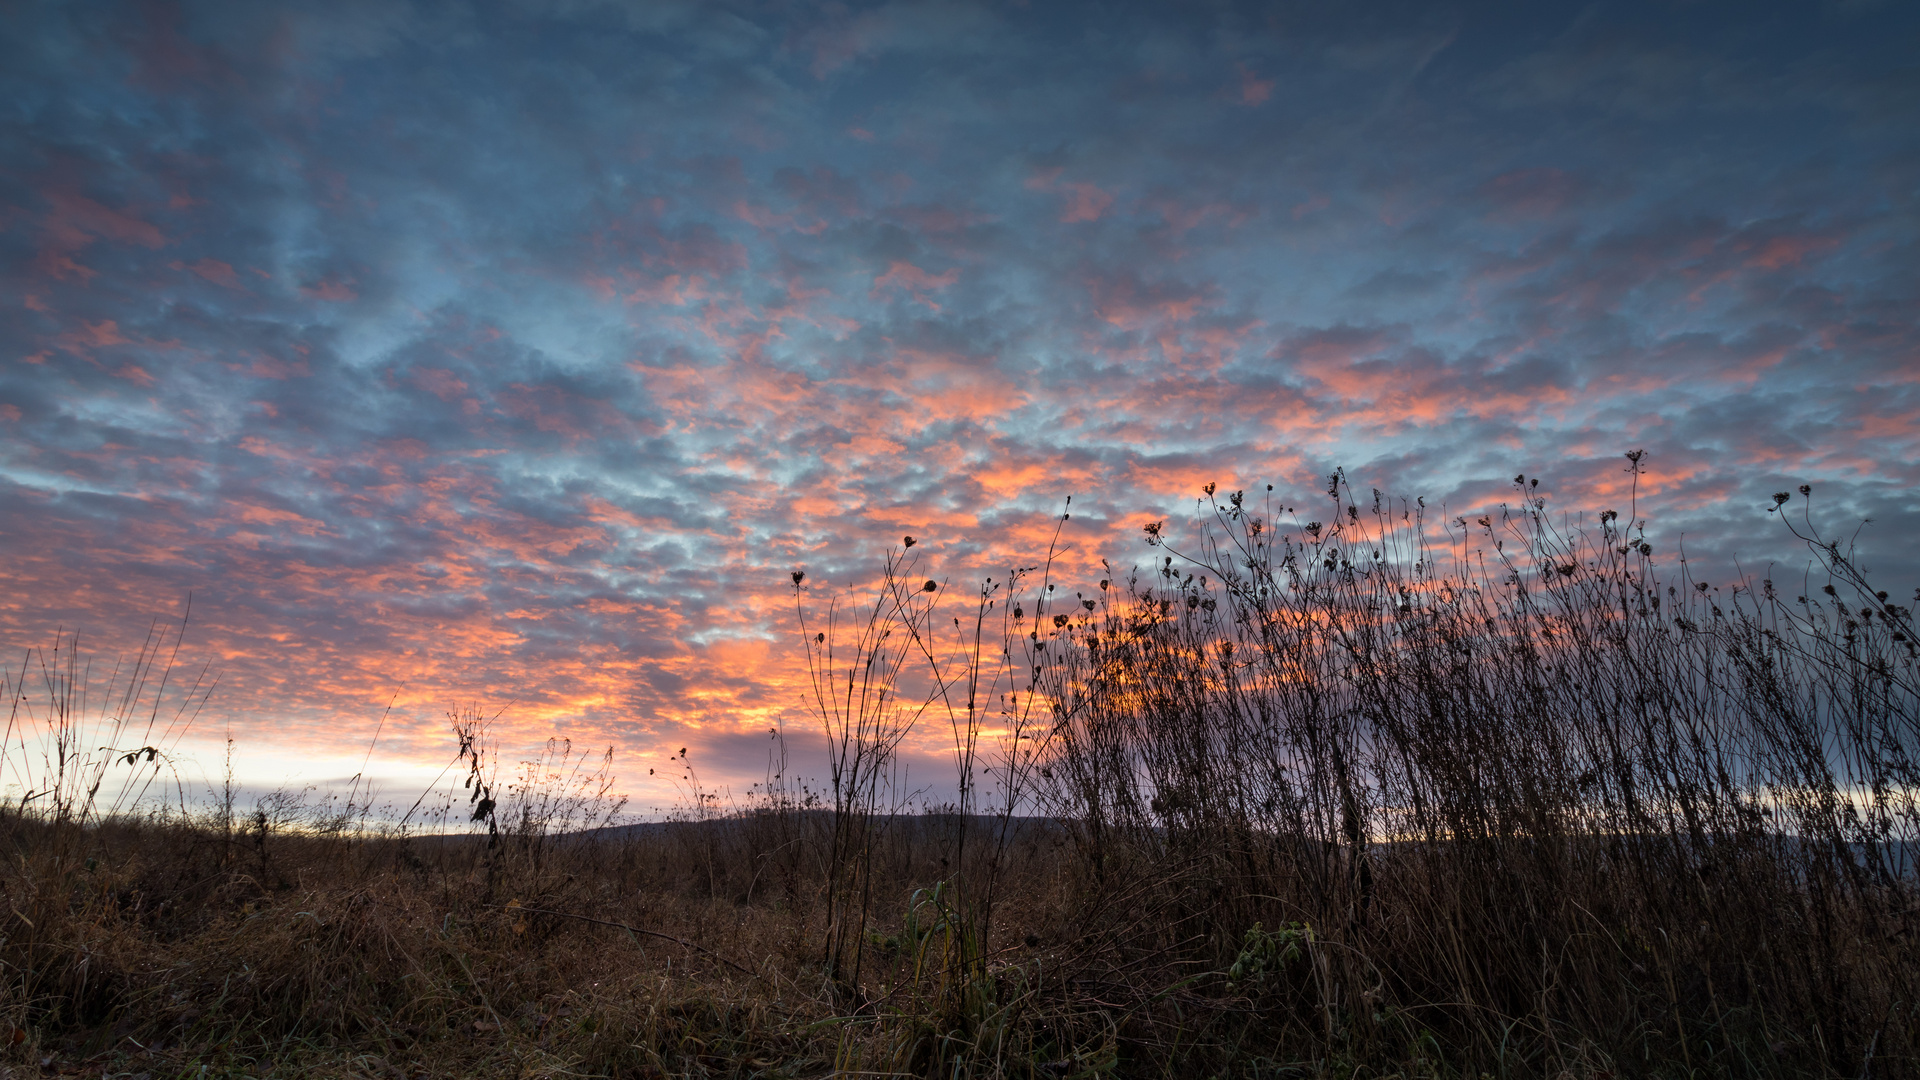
[{"xmin": 3, "ymin": 0, "xmax": 1917, "ymax": 811}]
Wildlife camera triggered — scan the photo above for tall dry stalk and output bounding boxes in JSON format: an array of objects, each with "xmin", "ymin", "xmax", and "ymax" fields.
[
  {"xmin": 791, "ymin": 509, "xmax": 1076, "ymax": 1033},
  {"xmin": 792, "ymin": 546, "xmax": 943, "ymax": 990},
  {"xmin": 1025, "ymin": 457, "xmax": 1917, "ymax": 1072},
  {"xmin": 1, "ymin": 601, "xmax": 214, "ymax": 827}
]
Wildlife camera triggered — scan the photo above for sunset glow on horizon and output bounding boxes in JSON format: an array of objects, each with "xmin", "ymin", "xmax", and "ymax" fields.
[{"xmin": 4, "ymin": 1, "xmax": 1916, "ymax": 809}]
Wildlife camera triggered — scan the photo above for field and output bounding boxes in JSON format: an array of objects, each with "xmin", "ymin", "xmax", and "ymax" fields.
[{"xmin": 3, "ymin": 472, "xmax": 1916, "ymax": 1078}]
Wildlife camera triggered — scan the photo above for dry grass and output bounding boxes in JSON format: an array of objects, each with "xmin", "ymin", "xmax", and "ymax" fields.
[
  {"xmin": 2, "ymin": 461, "xmax": 1915, "ymax": 1078},
  {"xmin": 0, "ymin": 803, "xmax": 1096, "ymax": 1078}
]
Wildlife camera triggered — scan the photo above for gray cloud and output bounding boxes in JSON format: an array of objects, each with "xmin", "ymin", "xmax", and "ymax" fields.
[{"xmin": 3, "ymin": 0, "xmax": 1916, "ymax": 799}]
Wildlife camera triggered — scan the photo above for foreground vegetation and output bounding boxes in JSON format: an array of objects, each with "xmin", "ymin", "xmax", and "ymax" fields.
[{"xmin": 3, "ymin": 460, "xmax": 1916, "ymax": 1077}]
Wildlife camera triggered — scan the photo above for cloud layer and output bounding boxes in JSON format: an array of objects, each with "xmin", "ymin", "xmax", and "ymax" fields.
[{"xmin": 4, "ymin": 0, "xmax": 1917, "ymax": 801}]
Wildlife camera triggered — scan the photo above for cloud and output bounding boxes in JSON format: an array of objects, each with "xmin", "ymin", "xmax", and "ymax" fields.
[{"xmin": 2, "ymin": 0, "xmax": 1915, "ymax": 807}]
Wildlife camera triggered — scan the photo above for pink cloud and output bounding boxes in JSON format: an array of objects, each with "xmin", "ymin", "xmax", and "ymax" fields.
[
  {"xmin": 1236, "ymin": 65, "xmax": 1275, "ymax": 105},
  {"xmin": 1024, "ymin": 169, "xmax": 1115, "ymax": 223},
  {"xmin": 125, "ymin": 2, "xmax": 236, "ymax": 92},
  {"xmin": 1148, "ymin": 197, "xmax": 1249, "ymax": 236},
  {"xmin": 871, "ymin": 260, "xmax": 960, "ymax": 308},
  {"xmin": 1480, "ymin": 168, "xmax": 1586, "ymax": 221},
  {"xmin": 300, "ymin": 277, "xmax": 358, "ymax": 301},
  {"xmin": 885, "ymin": 202, "xmax": 996, "ymax": 234},
  {"xmin": 1738, "ymin": 232, "xmax": 1840, "ymax": 272},
  {"xmin": 173, "ymin": 257, "xmax": 244, "ymax": 289},
  {"xmin": 87, "ymin": 320, "xmax": 133, "ymax": 346},
  {"xmin": 1091, "ymin": 274, "xmax": 1212, "ymax": 331},
  {"xmin": 234, "ymin": 351, "xmax": 312, "ymax": 380},
  {"xmin": 31, "ymin": 186, "xmax": 168, "ymax": 283},
  {"xmin": 604, "ymin": 218, "xmax": 750, "ymax": 278},
  {"xmin": 1059, "ymin": 183, "xmax": 1113, "ymax": 223},
  {"xmin": 1023, "ymin": 167, "xmax": 1064, "ymax": 192},
  {"xmin": 412, "ymin": 367, "xmax": 471, "ymax": 401},
  {"xmin": 62, "ymin": 319, "xmax": 134, "ymax": 351},
  {"xmin": 497, "ymin": 383, "xmax": 641, "ymax": 444},
  {"xmin": 44, "ymin": 189, "xmax": 167, "ymax": 248},
  {"xmin": 734, "ymin": 200, "xmax": 829, "ymax": 235},
  {"xmin": 773, "ymin": 165, "xmax": 863, "ymax": 220}
]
